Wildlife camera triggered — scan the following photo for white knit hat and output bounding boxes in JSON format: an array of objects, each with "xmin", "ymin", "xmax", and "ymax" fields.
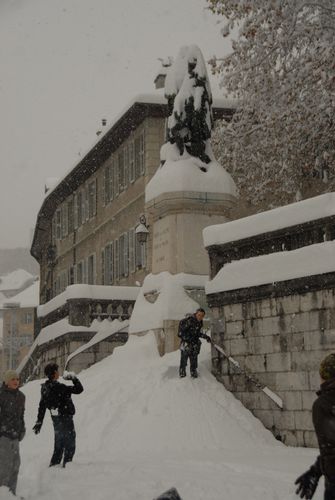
[{"xmin": 3, "ymin": 370, "xmax": 19, "ymax": 385}]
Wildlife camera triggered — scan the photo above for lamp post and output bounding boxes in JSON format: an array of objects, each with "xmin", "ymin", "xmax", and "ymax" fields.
[{"xmin": 135, "ymin": 214, "xmax": 149, "ymax": 245}]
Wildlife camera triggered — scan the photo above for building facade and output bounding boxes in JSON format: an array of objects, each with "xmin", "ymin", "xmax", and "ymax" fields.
[{"xmin": 32, "ymin": 96, "xmax": 233, "ymax": 306}]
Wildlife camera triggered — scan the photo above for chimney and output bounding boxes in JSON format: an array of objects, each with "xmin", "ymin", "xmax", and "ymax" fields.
[{"xmin": 154, "ymin": 57, "xmax": 173, "ymax": 90}]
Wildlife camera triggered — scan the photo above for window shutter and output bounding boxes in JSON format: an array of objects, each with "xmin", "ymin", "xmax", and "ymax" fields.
[
  {"xmin": 114, "ymin": 239, "xmax": 119, "ymax": 281},
  {"xmin": 129, "ymin": 228, "xmax": 135, "ymax": 273},
  {"xmin": 101, "ymin": 249, "xmax": 105, "ymax": 285},
  {"xmin": 124, "ymin": 232, "xmax": 129, "ymax": 276},
  {"xmin": 74, "ymin": 194, "xmax": 78, "ymax": 229}
]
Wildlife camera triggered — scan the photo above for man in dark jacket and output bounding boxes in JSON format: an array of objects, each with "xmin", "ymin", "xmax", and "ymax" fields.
[
  {"xmin": 33, "ymin": 362, "xmax": 83, "ymax": 468},
  {"xmin": 178, "ymin": 308, "xmax": 211, "ymax": 378},
  {"xmin": 0, "ymin": 370, "xmax": 25, "ymax": 495},
  {"xmin": 295, "ymin": 353, "xmax": 335, "ymax": 499}
]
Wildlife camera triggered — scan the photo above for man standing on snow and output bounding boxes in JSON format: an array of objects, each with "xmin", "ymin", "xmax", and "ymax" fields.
[
  {"xmin": 295, "ymin": 353, "xmax": 335, "ymax": 499},
  {"xmin": 0, "ymin": 370, "xmax": 26, "ymax": 495},
  {"xmin": 178, "ymin": 308, "xmax": 211, "ymax": 378},
  {"xmin": 33, "ymin": 362, "xmax": 83, "ymax": 468}
]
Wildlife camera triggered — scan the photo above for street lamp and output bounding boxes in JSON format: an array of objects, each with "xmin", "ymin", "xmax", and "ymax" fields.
[{"xmin": 135, "ymin": 214, "xmax": 149, "ymax": 245}]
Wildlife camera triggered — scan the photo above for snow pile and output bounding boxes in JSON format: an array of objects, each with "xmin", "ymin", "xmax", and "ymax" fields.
[
  {"xmin": 206, "ymin": 241, "xmax": 335, "ymax": 295},
  {"xmin": 145, "ymin": 156, "xmax": 237, "ymax": 202},
  {"xmin": 0, "ymin": 269, "xmax": 34, "ymax": 295},
  {"xmin": 204, "ymin": 192, "xmax": 335, "ymax": 248},
  {"xmin": 38, "ymin": 284, "xmax": 140, "ymax": 318},
  {"xmin": 66, "ymin": 319, "xmax": 129, "ymax": 366},
  {"xmin": 129, "ymin": 272, "xmax": 207, "ymax": 333},
  {"xmin": 9, "ymin": 332, "xmax": 318, "ymax": 500},
  {"xmin": 4, "ymin": 281, "xmax": 39, "ymax": 308}
]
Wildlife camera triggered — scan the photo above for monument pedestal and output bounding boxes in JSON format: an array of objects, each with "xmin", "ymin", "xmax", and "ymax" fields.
[
  {"xmin": 146, "ymin": 190, "xmax": 236, "ymax": 275},
  {"xmin": 143, "ymin": 189, "xmax": 236, "ymax": 354}
]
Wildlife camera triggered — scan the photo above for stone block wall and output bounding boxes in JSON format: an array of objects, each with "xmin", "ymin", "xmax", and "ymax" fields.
[{"xmin": 211, "ymin": 288, "xmax": 335, "ymax": 447}]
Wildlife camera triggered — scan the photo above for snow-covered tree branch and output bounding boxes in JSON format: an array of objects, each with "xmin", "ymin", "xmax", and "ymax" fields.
[{"xmin": 208, "ymin": 0, "xmax": 335, "ymax": 208}]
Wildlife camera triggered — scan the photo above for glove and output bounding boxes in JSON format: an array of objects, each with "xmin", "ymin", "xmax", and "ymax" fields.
[
  {"xmin": 205, "ymin": 335, "xmax": 212, "ymax": 343},
  {"xmin": 33, "ymin": 422, "xmax": 42, "ymax": 434},
  {"xmin": 63, "ymin": 371, "xmax": 77, "ymax": 381},
  {"xmin": 295, "ymin": 461, "xmax": 322, "ymax": 499}
]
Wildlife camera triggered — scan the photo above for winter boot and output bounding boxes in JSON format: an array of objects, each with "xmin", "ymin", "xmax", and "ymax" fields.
[
  {"xmin": 190, "ymin": 369, "xmax": 198, "ymax": 378},
  {"xmin": 179, "ymin": 368, "xmax": 186, "ymax": 378}
]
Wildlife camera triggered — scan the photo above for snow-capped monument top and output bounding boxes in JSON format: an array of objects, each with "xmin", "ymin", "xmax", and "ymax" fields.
[{"xmin": 145, "ymin": 44, "xmax": 237, "ymax": 202}]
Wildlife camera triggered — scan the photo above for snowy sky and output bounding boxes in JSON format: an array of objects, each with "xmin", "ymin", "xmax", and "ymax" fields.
[{"xmin": 0, "ymin": 0, "xmax": 231, "ymax": 249}]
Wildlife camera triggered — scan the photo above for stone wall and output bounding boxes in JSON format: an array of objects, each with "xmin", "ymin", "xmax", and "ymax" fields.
[{"xmin": 210, "ymin": 287, "xmax": 335, "ymax": 447}]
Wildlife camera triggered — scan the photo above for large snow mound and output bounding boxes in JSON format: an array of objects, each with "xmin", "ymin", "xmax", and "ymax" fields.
[
  {"xmin": 129, "ymin": 272, "xmax": 207, "ymax": 333},
  {"xmin": 204, "ymin": 192, "xmax": 335, "ymax": 248},
  {"xmin": 145, "ymin": 157, "xmax": 237, "ymax": 203},
  {"xmin": 10, "ymin": 333, "xmax": 318, "ymax": 500},
  {"xmin": 206, "ymin": 241, "xmax": 335, "ymax": 295}
]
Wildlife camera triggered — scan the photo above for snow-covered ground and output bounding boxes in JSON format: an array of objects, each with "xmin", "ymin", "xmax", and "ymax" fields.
[{"xmin": 1, "ymin": 333, "xmax": 321, "ymax": 500}]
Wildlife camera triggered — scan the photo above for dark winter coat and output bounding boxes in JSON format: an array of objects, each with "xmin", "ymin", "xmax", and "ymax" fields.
[
  {"xmin": 37, "ymin": 378, "xmax": 83, "ymax": 424},
  {"xmin": 312, "ymin": 378, "xmax": 335, "ymax": 477},
  {"xmin": 178, "ymin": 315, "xmax": 208, "ymax": 347},
  {"xmin": 0, "ymin": 383, "xmax": 25, "ymax": 441}
]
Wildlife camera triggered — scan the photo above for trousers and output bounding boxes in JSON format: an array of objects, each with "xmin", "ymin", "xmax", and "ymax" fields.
[
  {"xmin": 325, "ymin": 477, "xmax": 335, "ymax": 499},
  {"xmin": 0, "ymin": 436, "xmax": 20, "ymax": 494},
  {"xmin": 50, "ymin": 415, "xmax": 76, "ymax": 467},
  {"xmin": 179, "ymin": 342, "xmax": 201, "ymax": 372}
]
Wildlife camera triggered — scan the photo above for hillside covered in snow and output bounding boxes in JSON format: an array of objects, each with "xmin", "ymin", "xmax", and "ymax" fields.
[{"xmin": 0, "ymin": 333, "xmax": 321, "ymax": 500}]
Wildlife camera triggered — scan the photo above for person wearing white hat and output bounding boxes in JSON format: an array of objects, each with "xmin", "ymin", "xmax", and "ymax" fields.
[{"xmin": 0, "ymin": 370, "xmax": 25, "ymax": 495}]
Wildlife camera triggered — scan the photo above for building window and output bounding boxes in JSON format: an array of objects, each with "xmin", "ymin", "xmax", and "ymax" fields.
[
  {"xmin": 68, "ymin": 266, "xmax": 75, "ymax": 285},
  {"xmin": 104, "ymin": 166, "xmax": 111, "ymax": 205},
  {"xmin": 68, "ymin": 199, "xmax": 74, "ymax": 234},
  {"xmin": 135, "ymin": 132, "xmax": 145, "ymax": 179},
  {"xmin": 56, "ymin": 209, "xmax": 61, "ymax": 239},
  {"xmin": 61, "ymin": 204, "xmax": 68, "ymax": 238},
  {"xmin": 129, "ymin": 228, "xmax": 135, "ymax": 273},
  {"xmin": 104, "ymin": 243, "xmax": 114, "ymax": 285},
  {"xmin": 114, "ymin": 239, "xmax": 119, "ymax": 281},
  {"xmin": 76, "ymin": 261, "xmax": 84, "ymax": 284},
  {"xmin": 77, "ymin": 191, "xmax": 83, "ymax": 226},
  {"xmin": 118, "ymin": 150, "xmax": 125, "ymax": 192},
  {"xmin": 88, "ymin": 254, "xmax": 96, "ymax": 285},
  {"xmin": 124, "ymin": 146, "xmax": 129, "ymax": 189},
  {"xmin": 22, "ymin": 312, "xmax": 33, "ymax": 324},
  {"xmin": 88, "ymin": 180, "xmax": 97, "ymax": 218},
  {"xmin": 101, "ymin": 249, "xmax": 105, "ymax": 285},
  {"xmin": 119, "ymin": 233, "xmax": 129, "ymax": 277},
  {"xmin": 135, "ymin": 237, "xmax": 147, "ymax": 269},
  {"xmin": 129, "ymin": 142, "xmax": 135, "ymax": 183},
  {"xmin": 112, "ymin": 157, "xmax": 119, "ymax": 198}
]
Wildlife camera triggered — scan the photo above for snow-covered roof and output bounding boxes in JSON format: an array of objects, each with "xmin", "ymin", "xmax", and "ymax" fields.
[
  {"xmin": 206, "ymin": 241, "xmax": 335, "ymax": 295},
  {"xmin": 145, "ymin": 157, "xmax": 237, "ymax": 203},
  {"xmin": 203, "ymin": 192, "xmax": 335, "ymax": 248},
  {"xmin": 0, "ymin": 269, "xmax": 34, "ymax": 293},
  {"xmin": 17, "ymin": 317, "xmax": 97, "ymax": 373},
  {"xmin": 4, "ymin": 280, "xmax": 39, "ymax": 308},
  {"xmin": 38, "ymin": 284, "xmax": 140, "ymax": 318},
  {"xmin": 66, "ymin": 319, "xmax": 129, "ymax": 366},
  {"xmin": 129, "ymin": 272, "xmax": 207, "ymax": 334}
]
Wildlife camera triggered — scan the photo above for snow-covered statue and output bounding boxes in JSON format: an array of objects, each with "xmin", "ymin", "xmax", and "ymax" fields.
[
  {"xmin": 146, "ymin": 44, "xmax": 236, "ymax": 202},
  {"xmin": 165, "ymin": 45, "xmax": 213, "ymax": 165}
]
